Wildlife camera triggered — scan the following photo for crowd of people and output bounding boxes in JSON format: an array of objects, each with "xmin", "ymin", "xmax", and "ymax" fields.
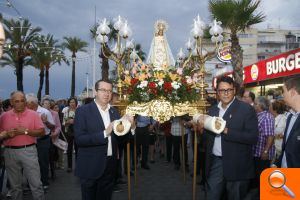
[
  {"xmin": 0, "ymin": 91, "xmax": 92, "ymax": 199},
  {"xmin": 0, "ymin": 75, "xmax": 299, "ymax": 200}
]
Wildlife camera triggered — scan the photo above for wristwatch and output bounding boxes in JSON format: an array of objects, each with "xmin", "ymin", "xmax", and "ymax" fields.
[{"xmin": 24, "ymin": 129, "xmax": 29, "ymax": 135}]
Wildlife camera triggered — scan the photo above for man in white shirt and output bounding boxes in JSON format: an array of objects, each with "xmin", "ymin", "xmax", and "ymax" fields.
[
  {"xmin": 74, "ymin": 80, "xmax": 135, "ymax": 200},
  {"xmin": 202, "ymin": 76, "xmax": 258, "ymax": 200},
  {"xmin": 26, "ymin": 93, "xmax": 54, "ymax": 189},
  {"xmin": 170, "ymin": 116, "xmax": 188, "ymax": 170}
]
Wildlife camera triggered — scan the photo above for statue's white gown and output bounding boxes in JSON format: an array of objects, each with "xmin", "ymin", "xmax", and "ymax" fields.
[{"xmin": 146, "ymin": 35, "xmax": 175, "ymax": 71}]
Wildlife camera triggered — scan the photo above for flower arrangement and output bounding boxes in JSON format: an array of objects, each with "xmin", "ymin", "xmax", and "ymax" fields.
[{"xmin": 122, "ymin": 61, "xmax": 200, "ymax": 105}]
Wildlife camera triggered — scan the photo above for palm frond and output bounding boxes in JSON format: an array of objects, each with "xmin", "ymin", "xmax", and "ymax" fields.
[
  {"xmin": 62, "ymin": 36, "xmax": 88, "ymax": 54},
  {"xmin": 209, "ymin": 0, "xmax": 266, "ymax": 33}
]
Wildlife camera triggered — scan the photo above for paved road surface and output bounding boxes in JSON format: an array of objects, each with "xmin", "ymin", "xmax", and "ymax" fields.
[{"xmin": 17, "ymin": 148, "xmax": 206, "ymax": 200}]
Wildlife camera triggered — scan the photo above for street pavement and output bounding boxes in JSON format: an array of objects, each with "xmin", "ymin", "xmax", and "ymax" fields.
[{"xmin": 19, "ymin": 147, "xmax": 205, "ymax": 200}]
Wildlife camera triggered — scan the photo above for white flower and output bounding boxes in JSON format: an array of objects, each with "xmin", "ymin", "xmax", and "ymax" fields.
[
  {"xmin": 186, "ymin": 76, "xmax": 193, "ymax": 84},
  {"xmin": 158, "ymin": 80, "xmax": 164, "ymax": 86},
  {"xmin": 141, "ymin": 92, "xmax": 150, "ymax": 101},
  {"xmin": 138, "ymin": 80, "xmax": 148, "ymax": 88},
  {"xmin": 171, "ymin": 81, "xmax": 181, "ymax": 90}
]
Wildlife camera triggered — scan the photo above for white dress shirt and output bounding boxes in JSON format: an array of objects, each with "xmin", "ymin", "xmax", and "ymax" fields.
[
  {"xmin": 274, "ymin": 114, "xmax": 287, "ymax": 154},
  {"xmin": 37, "ymin": 105, "xmax": 54, "ymax": 135},
  {"xmin": 281, "ymin": 111, "xmax": 299, "ymax": 167},
  {"xmin": 95, "ymin": 101, "xmax": 112, "ymax": 156},
  {"xmin": 212, "ymin": 98, "xmax": 235, "ymax": 156}
]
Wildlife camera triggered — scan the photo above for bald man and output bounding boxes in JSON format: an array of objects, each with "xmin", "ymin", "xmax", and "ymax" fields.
[{"xmin": 0, "ymin": 91, "xmax": 45, "ymax": 200}]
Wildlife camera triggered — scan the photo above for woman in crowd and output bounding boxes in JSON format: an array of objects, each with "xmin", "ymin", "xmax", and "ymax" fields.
[
  {"xmin": 269, "ymin": 99, "xmax": 287, "ymax": 160},
  {"xmin": 2, "ymin": 99, "xmax": 12, "ymax": 112},
  {"xmin": 63, "ymin": 97, "xmax": 78, "ymax": 172},
  {"xmin": 42, "ymin": 99, "xmax": 62, "ymax": 179},
  {"xmin": 52, "ymin": 102, "xmax": 65, "ymax": 169}
]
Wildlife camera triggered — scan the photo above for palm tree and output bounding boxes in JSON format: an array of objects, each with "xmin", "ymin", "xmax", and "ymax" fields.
[
  {"xmin": 209, "ymin": 0, "xmax": 265, "ymax": 86},
  {"xmin": 31, "ymin": 34, "xmax": 67, "ymax": 100},
  {"xmin": 90, "ymin": 23, "xmax": 118, "ymax": 81},
  {"xmin": 30, "ymin": 37, "xmax": 46, "ymax": 101},
  {"xmin": 135, "ymin": 43, "xmax": 146, "ymax": 61},
  {"xmin": 1, "ymin": 18, "xmax": 41, "ymax": 91},
  {"xmin": 62, "ymin": 36, "xmax": 88, "ymax": 97},
  {"xmin": 43, "ymin": 36, "xmax": 67, "ymax": 95}
]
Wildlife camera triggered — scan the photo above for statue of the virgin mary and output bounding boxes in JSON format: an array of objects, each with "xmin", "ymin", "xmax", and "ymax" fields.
[
  {"xmin": 146, "ymin": 20, "xmax": 175, "ymax": 71},
  {"xmin": 0, "ymin": 22, "xmax": 5, "ymax": 58}
]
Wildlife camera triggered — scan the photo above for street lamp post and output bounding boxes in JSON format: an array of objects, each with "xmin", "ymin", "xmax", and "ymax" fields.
[
  {"xmin": 96, "ymin": 16, "xmax": 135, "ymax": 100},
  {"xmin": 177, "ymin": 15, "xmax": 223, "ymax": 200},
  {"xmin": 86, "ymin": 72, "xmax": 89, "ymax": 98},
  {"xmin": 96, "ymin": 16, "xmax": 136, "ymax": 200}
]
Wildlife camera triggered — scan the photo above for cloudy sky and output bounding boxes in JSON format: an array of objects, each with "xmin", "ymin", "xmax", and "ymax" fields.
[{"xmin": 0, "ymin": 0, "xmax": 299, "ymax": 99}]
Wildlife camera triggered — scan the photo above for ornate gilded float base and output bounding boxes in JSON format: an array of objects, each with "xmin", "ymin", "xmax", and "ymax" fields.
[{"xmin": 125, "ymin": 97, "xmax": 208, "ymax": 122}]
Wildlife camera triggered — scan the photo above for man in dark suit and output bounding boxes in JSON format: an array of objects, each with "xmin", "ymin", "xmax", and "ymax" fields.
[
  {"xmin": 274, "ymin": 75, "xmax": 300, "ymax": 168},
  {"xmin": 74, "ymin": 79, "xmax": 134, "ymax": 200},
  {"xmin": 202, "ymin": 76, "xmax": 258, "ymax": 200}
]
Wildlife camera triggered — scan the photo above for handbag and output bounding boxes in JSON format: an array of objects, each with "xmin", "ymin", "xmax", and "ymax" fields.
[{"xmin": 53, "ymin": 131, "xmax": 68, "ymax": 151}]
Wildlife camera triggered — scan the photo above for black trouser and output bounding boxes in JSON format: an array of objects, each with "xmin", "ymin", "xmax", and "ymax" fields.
[
  {"xmin": 136, "ymin": 126, "xmax": 149, "ymax": 166},
  {"xmin": 172, "ymin": 135, "xmax": 188, "ymax": 166},
  {"xmin": 191, "ymin": 131, "xmax": 206, "ymax": 177},
  {"xmin": 253, "ymin": 157, "xmax": 270, "ymax": 189},
  {"xmin": 199, "ymin": 151, "xmax": 206, "ymax": 183},
  {"xmin": 66, "ymin": 133, "xmax": 78, "ymax": 169},
  {"xmin": 49, "ymin": 140, "xmax": 58, "ymax": 178},
  {"xmin": 165, "ymin": 135, "xmax": 172, "ymax": 162},
  {"xmin": 206, "ymin": 155, "xmax": 250, "ymax": 200},
  {"xmin": 115, "ymin": 141, "xmax": 125, "ymax": 182},
  {"xmin": 80, "ymin": 156, "xmax": 116, "ymax": 200},
  {"xmin": 37, "ymin": 136, "xmax": 50, "ymax": 186}
]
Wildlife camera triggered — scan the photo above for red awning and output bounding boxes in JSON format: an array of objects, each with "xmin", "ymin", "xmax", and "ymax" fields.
[{"xmin": 243, "ymin": 48, "xmax": 300, "ymax": 84}]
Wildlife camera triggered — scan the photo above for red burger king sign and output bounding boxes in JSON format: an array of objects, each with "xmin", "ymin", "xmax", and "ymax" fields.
[{"xmin": 244, "ymin": 48, "xmax": 300, "ymax": 84}]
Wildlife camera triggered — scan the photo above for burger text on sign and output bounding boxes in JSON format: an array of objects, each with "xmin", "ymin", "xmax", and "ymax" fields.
[{"xmin": 266, "ymin": 52, "xmax": 300, "ymax": 75}]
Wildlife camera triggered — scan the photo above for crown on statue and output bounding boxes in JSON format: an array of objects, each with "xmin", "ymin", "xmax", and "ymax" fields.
[{"xmin": 154, "ymin": 20, "xmax": 168, "ymax": 34}]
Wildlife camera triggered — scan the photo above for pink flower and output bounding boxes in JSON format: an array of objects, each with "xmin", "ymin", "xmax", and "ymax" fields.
[
  {"xmin": 132, "ymin": 67, "xmax": 137, "ymax": 75},
  {"xmin": 176, "ymin": 68, "xmax": 183, "ymax": 75},
  {"xmin": 141, "ymin": 65, "xmax": 146, "ymax": 70}
]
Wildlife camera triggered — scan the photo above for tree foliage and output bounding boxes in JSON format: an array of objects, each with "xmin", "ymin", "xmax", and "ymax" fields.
[
  {"xmin": 62, "ymin": 36, "xmax": 88, "ymax": 97},
  {"xmin": 209, "ymin": 0, "xmax": 265, "ymax": 86}
]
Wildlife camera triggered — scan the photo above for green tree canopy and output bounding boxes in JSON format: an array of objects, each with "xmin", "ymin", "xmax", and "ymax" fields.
[
  {"xmin": 209, "ymin": 0, "xmax": 265, "ymax": 86},
  {"xmin": 62, "ymin": 36, "xmax": 88, "ymax": 97}
]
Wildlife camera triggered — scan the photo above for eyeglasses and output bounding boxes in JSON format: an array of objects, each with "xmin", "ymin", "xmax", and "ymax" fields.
[
  {"xmin": 97, "ymin": 88, "xmax": 113, "ymax": 94},
  {"xmin": 217, "ymin": 88, "xmax": 234, "ymax": 95}
]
